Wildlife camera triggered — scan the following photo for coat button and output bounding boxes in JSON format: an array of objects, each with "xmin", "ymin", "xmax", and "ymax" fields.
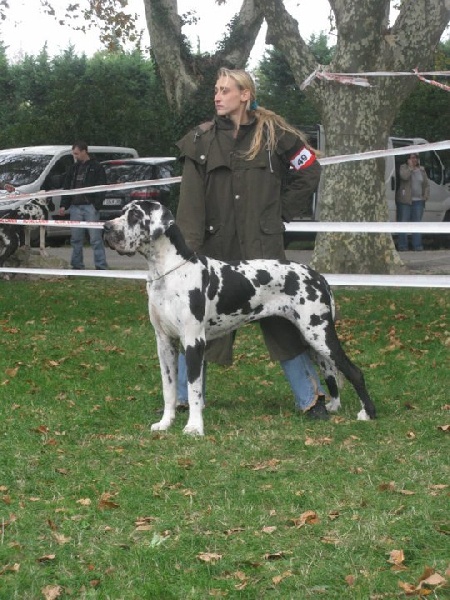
[
  {"xmin": 209, "ymin": 225, "xmax": 214, "ymax": 231},
  {"xmin": 200, "ymin": 154, "xmax": 206, "ymax": 160},
  {"xmin": 235, "ymin": 194, "xmax": 240, "ymax": 200}
]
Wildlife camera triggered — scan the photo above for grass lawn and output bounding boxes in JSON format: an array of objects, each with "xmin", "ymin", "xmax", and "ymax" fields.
[{"xmin": 0, "ymin": 278, "xmax": 448, "ymax": 599}]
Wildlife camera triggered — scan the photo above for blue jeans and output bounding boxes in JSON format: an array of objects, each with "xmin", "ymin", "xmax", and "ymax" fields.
[
  {"xmin": 397, "ymin": 201, "xmax": 425, "ymax": 251},
  {"xmin": 177, "ymin": 351, "xmax": 324, "ymax": 411},
  {"xmin": 69, "ymin": 204, "xmax": 108, "ymax": 269}
]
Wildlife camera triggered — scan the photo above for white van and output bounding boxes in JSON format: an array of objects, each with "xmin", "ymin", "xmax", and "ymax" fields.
[{"xmin": 0, "ymin": 145, "xmax": 139, "ymax": 242}]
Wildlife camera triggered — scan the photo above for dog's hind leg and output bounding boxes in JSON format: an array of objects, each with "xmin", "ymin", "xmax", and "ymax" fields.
[
  {"xmin": 150, "ymin": 333, "xmax": 178, "ymax": 432},
  {"xmin": 304, "ymin": 321, "xmax": 376, "ymax": 420},
  {"xmin": 183, "ymin": 337, "xmax": 206, "ymax": 436},
  {"xmin": 309, "ymin": 350, "xmax": 341, "ymax": 413}
]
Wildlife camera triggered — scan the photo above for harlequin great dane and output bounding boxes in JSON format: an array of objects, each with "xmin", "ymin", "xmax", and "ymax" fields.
[
  {"xmin": 103, "ymin": 200, "xmax": 376, "ymax": 436},
  {"xmin": 0, "ymin": 197, "xmax": 56, "ymax": 266}
]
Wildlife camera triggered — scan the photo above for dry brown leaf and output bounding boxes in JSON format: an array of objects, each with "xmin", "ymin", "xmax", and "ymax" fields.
[
  {"xmin": 41, "ymin": 585, "xmax": 63, "ymax": 600},
  {"xmin": 5, "ymin": 367, "xmax": 19, "ymax": 377},
  {"xmin": 32, "ymin": 425, "xmax": 49, "ymax": 435},
  {"xmin": 388, "ymin": 549, "xmax": 405, "ymax": 565},
  {"xmin": 0, "ymin": 563, "xmax": 20, "ymax": 575},
  {"xmin": 320, "ymin": 536, "xmax": 340, "ymax": 545},
  {"xmin": 290, "ymin": 510, "xmax": 319, "ymax": 528},
  {"xmin": 345, "ymin": 574, "xmax": 355, "ymax": 586},
  {"xmin": 261, "ymin": 526, "xmax": 277, "ymax": 534},
  {"xmin": 263, "ymin": 551, "xmax": 291, "ymax": 560},
  {"xmin": 98, "ymin": 492, "xmax": 120, "ymax": 510},
  {"xmin": 197, "ymin": 552, "xmax": 223, "ymax": 564},
  {"xmin": 248, "ymin": 459, "xmax": 281, "ymax": 471},
  {"xmin": 224, "ymin": 527, "xmax": 245, "ymax": 536},
  {"xmin": 272, "ymin": 570, "xmax": 292, "ymax": 585},
  {"xmin": 437, "ymin": 424, "xmax": 450, "ymax": 432},
  {"xmin": 328, "ymin": 510, "xmax": 340, "ymax": 520},
  {"xmin": 304, "ymin": 436, "xmax": 333, "ymax": 446},
  {"xmin": 76, "ymin": 498, "xmax": 92, "ymax": 506},
  {"xmin": 379, "ymin": 481, "xmax": 396, "ymax": 492},
  {"xmin": 37, "ymin": 554, "xmax": 56, "ymax": 563}
]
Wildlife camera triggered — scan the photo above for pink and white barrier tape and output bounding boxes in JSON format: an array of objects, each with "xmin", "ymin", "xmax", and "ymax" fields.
[
  {"xmin": 0, "ymin": 175, "xmax": 182, "ymax": 206},
  {"xmin": 300, "ymin": 69, "xmax": 450, "ymax": 90},
  {"xmin": 1, "ymin": 218, "xmax": 448, "ymax": 234}
]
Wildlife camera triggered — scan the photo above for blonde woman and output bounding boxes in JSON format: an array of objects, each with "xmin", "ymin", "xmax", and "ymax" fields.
[{"xmin": 176, "ymin": 68, "xmax": 328, "ymax": 419}]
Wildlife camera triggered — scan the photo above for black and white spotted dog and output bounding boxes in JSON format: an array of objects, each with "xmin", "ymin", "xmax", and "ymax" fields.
[
  {"xmin": 0, "ymin": 197, "xmax": 55, "ymax": 266},
  {"xmin": 104, "ymin": 200, "xmax": 376, "ymax": 436}
]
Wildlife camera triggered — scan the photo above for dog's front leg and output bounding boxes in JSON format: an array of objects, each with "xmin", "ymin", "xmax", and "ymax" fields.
[
  {"xmin": 183, "ymin": 337, "xmax": 206, "ymax": 436},
  {"xmin": 39, "ymin": 226, "xmax": 49, "ymax": 257},
  {"xmin": 150, "ymin": 333, "xmax": 178, "ymax": 432}
]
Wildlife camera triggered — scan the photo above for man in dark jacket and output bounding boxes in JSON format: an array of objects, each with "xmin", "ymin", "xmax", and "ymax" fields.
[{"xmin": 59, "ymin": 141, "xmax": 108, "ymax": 269}]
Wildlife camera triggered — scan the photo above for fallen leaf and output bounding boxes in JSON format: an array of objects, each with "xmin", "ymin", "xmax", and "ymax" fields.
[
  {"xmin": 304, "ymin": 436, "xmax": 333, "ymax": 446},
  {"xmin": 290, "ymin": 510, "xmax": 319, "ymax": 528},
  {"xmin": 261, "ymin": 526, "xmax": 277, "ymax": 534},
  {"xmin": 0, "ymin": 563, "xmax": 20, "ymax": 575},
  {"xmin": 272, "ymin": 570, "xmax": 292, "ymax": 585},
  {"xmin": 197, "ymin": 552, "xmax": 223, "ymax": 563},
  {"xmin": 263, "ymin": 551, "xmax": 291, "ymax": 560},
  {"xmin": 388, "ymin": 549, "xmax": 407, "ymax": 571},
  {"xmin": 98, "ymin": 492, "xmax": 119, "ymax": 510},
  {"xmin": 345, "ymin": 574, "xmax": 355, "ymax": 586},
  {"xmin": 76, "ymin": 498, "xmax": 91, "ymax": 506},
  {"xmin": 41, "ymin": 585, "xmax": 63, "ymax": 600},
  {"xmin": 37, "ymin": 554, "xmax": 56, "ymax": 563},
  {"xmin": 437, "ymin": 424, "xmax": 449, "ymax": 433},
  {"xmin": 5, "ymin": 367, "xmax": 19, "ymax": 377}
]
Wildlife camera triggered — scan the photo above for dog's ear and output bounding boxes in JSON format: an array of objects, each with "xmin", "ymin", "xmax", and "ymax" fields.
[{"xmin": 148, "ymin": 203, "xmax": 175, "ymax": 241}]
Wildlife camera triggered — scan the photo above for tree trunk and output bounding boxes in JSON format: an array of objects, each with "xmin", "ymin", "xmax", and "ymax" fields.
[
  {"xmin": 143, "ymin": 0, "xmax": 264, "ymax": 112},
  {"xmin": 257, "ymin": 0, "xmax": 450, "ymax": 274}
]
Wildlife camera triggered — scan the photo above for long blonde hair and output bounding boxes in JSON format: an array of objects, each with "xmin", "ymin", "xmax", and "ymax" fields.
[{"xmin": 217, "ymin": 67, "xmax": 313, "ymax": 160}]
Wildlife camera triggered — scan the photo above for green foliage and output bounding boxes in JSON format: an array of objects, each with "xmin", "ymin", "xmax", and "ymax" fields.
[
  {"xmin": 1, "ymin": 47, "xmax": 175, "ymax": 156},
  {"xmin": 391, "ymin": 39, "xmax": 450, "ymax": 143},
  {"xmin": 0, "ymin": 280, "xmax": 448, "ymax": 598},
  {"xmin": 255, "ymin": 33, "xmax": 334, "ymax": 129}
]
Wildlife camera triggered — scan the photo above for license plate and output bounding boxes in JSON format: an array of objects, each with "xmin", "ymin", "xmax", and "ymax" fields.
[{"xmin": 104, "ymin": 198, "xmax": 122, "ymax": 206}]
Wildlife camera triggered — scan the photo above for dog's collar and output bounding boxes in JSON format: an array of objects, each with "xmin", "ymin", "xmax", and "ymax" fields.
[{"xmin": 148, "ymin": 253, "xmax": 197, "ymax": 283}]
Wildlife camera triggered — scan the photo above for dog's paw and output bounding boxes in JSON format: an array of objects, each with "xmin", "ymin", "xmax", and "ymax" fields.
[
  {"xmin": 356, "ymin": 409, "xmax": 371, "ymax": 421},
  {"xmin": 326, "ymin": 398, "xmax": 341, "ymax": 413},
  {"xmin": 150, "ymin": 418, "xmax": 173, "ymax": 432},
  {"xmin": 183, "ymin": 422, "xmax": 204, "ymax": 436}
]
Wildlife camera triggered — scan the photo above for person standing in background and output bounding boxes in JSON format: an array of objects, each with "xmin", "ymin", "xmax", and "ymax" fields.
[
  {"xmin": 396, "ymin": 153, "xmax": 429, "ymax": 251},
  {"xmin": 59, "ymin": 141, "xmax": 108, "ymax": 269}
]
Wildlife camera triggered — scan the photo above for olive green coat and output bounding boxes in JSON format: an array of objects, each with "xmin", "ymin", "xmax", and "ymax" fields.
[{"xmin": 176, "ymin": 116, "xmax": 321, "ymax": 261}]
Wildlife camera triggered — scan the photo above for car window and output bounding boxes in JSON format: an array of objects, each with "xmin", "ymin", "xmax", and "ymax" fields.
[
  {"xmin": 92, "ymin": 152, "xmax": 138, "ymax": 162},
  {"xmin": 103, "ymin": 164, "xmax": 154, "ymax": 183},
  {"xmin": 0, "ymin": 153, "xmax": 53, "ymax": 186}
]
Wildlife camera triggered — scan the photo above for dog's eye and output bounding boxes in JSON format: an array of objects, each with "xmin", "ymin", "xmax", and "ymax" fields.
[{"xmin": 127, "ymin": 209, "xmax": 140, "ymax": 227}]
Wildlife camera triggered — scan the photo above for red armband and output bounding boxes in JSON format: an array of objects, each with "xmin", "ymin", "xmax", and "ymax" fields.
[{"xmin": 289, "ymin": 146, "xmax": 316, "ymax": 171}]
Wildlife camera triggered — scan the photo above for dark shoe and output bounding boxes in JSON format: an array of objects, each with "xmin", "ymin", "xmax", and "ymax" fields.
[
  {"xmin": 306, "ymin": 396, "xmax": 330, "ymax": 420},
  {"xmin": 413, "ymin": 247, "xmax": 423, "ymax": 252}
]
